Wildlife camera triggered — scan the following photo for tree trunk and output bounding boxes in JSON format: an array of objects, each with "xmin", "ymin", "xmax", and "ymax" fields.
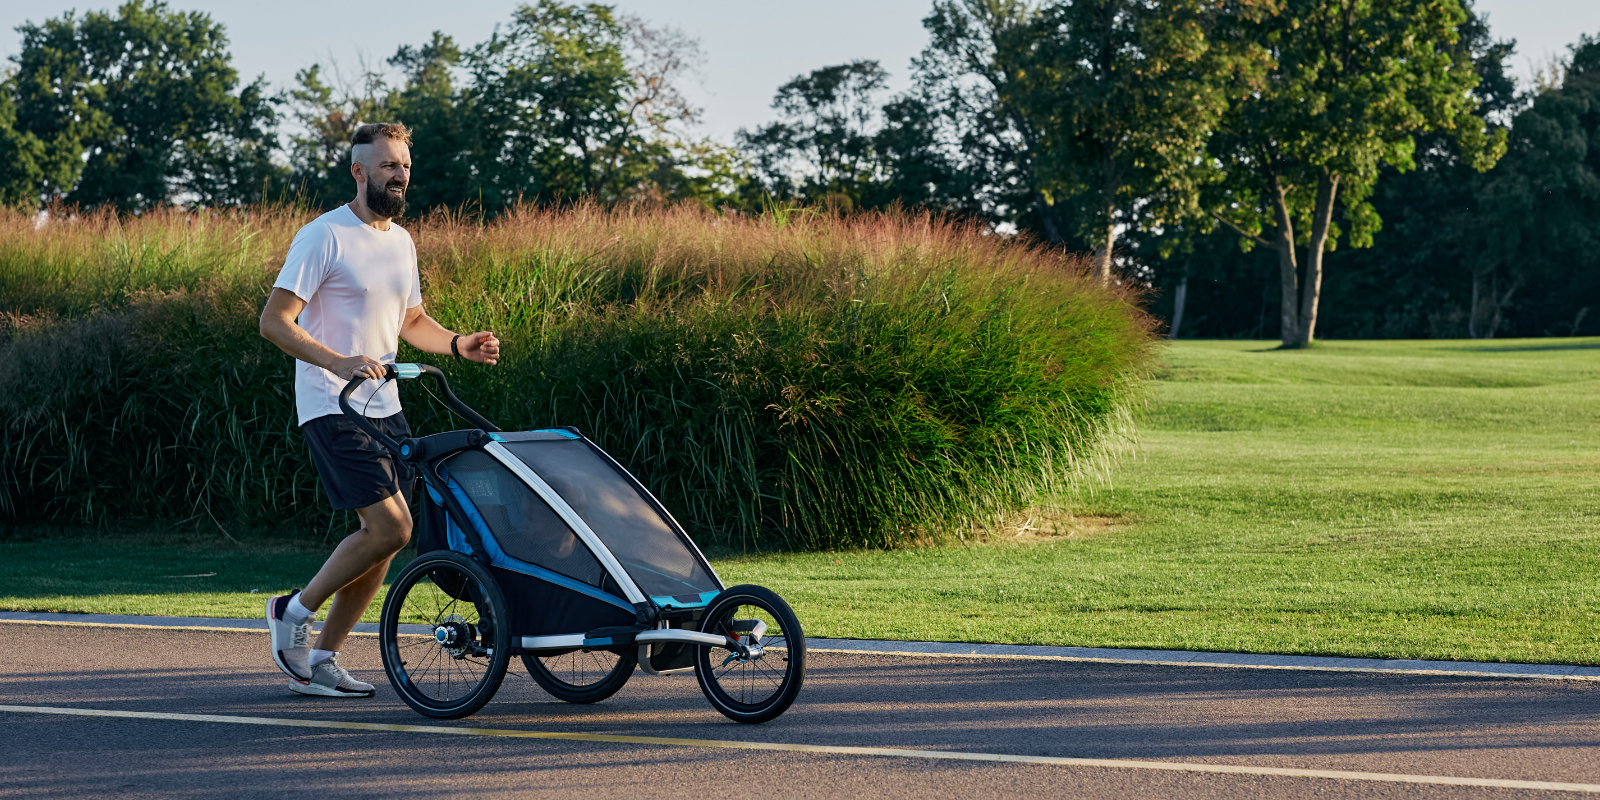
[
  {"xmin": 1468, "ymin": 271, "xmax": 1481, "ymax": 339},
  {"xmin": 1169, "ymin": 272, "xmax": 1189, "ymax": 339},
  {"xmin": 1093, "ymin": 217, "xmax": 1116, "ymax": 284},
  {"xmin": 1295, "ymin": 174, "xmax": 1340, "ymax": 346},
  {"xmin": 1268, "ymin": 175, "xmax": 1299, "ymax": 347}
]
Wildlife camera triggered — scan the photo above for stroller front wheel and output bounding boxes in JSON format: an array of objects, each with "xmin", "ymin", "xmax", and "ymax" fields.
[
  {"xmin": 694, "ymin": 584, "xmax": 806, "ymax": 724},
  {"xmin": 380, "ymin": 550, "xmax": 512, "ymax": 719}
]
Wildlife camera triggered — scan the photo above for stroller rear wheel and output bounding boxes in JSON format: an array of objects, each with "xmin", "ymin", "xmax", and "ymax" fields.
[
  {"xmin": 694, "ymin": 584, "xmax": 806, "ymax": 724},
  {"xmin": 380, "ymin": 550, "xmax": 512, "ymax": 719},
  {"xmin": 523, "ymin": 648, "xmax": 637, "ymax": 703}
]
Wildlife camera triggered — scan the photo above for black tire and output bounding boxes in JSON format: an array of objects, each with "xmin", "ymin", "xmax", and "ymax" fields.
[
  {"xmin": 522, "ymin": 648, "xmax": 637, "ymax": 703},
  {"xmin": 380, "ymin": 551, "xmax": 512, "ymax": 719},
  {"xmin": 694, "ymin": 584, "xmax": 806, "ymax": 724}
]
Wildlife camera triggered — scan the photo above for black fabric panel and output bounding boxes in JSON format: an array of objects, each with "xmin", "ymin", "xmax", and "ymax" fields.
[
  {"xmin": 491, "ymin": 567, "xmax": 634, "ymax": 637},
  {"xmin": 502, "ymin": 439, "xmax": 718, "ymax": 597},
  {"xmin": 414, "ymin": 477, "xmax": 449, "ymax": 555},
  {"xmin": 442, "ymin": 450, "xmax": 609, "ymax": 587}
]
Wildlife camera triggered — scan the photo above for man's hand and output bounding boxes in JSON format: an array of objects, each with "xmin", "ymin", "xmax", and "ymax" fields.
[
  {"xmin": 459, "ymin": 331, "xmax": 501, "ymax": 365},
  {"xmin": 330, "ymin": 355, "xmax": 387, "ymax": 381}
]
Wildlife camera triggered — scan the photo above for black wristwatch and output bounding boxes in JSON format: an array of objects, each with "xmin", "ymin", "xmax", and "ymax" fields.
[{"xmin": 451, "ymin": 334, "xmax": 464, "ymax": 364}]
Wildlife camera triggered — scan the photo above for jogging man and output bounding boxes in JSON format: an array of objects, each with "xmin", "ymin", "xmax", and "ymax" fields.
[{"xmin": 258, "ymin": 122, "xmax": 501, "ymax": 697}]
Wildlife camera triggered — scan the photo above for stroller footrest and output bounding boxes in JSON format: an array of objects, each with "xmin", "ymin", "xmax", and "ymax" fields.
[{"xmin": 581, "ymin": 625, "xmax": 651, "ymax": 648}]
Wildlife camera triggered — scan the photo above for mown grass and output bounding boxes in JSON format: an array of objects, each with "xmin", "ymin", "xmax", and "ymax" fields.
[
  {"xmin": 7, "ymin": 339, "xmax": 1600, "ymax": 665},
  {"xmin": 0, "ymin": 204, "xmax": 1153, "ymax": 550}
]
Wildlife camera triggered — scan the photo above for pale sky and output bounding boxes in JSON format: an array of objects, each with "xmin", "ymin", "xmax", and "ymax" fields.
[{"xmin": 1, "ymin": 0, "xmax": 1596, "ymax": 143}]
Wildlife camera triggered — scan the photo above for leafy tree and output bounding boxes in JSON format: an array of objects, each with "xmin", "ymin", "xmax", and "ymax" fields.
[
  {"xmin": 738, "ymin": 60, "xmax": 891, "ymax": 205},
  {"xmin": 283, "ymin": 3, "xmax": 728, "ymax": 215},
  {"xmin": 282, "ymin": 62, "xmax": 391, "ymax": 209},
  {"xmin": 916, "ymin": 0, "xmax": 1068, "ymax": 240},
  {"xmin": 0, "ymin": 71, "xmax": 90, "ymax": 207},
  {"xmin": 1459, "ymin": 34, "xmax": 1600, "ymax": 337},
  {"xmin": 9, "ymin": 0, "xmax": 280, "ymax": 211},
  {"xmin": 1205, "ymin": 0, "xmax": 1505, "ymax": 347},
  {"xmin": 1020, "ymin": 0, "xmax": 1266, "ymax": 282}
]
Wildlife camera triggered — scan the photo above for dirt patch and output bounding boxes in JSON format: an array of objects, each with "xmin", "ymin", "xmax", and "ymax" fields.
[{"xmin": 943, "ymin": 511, "xmax": 1132, "ymax": 545}]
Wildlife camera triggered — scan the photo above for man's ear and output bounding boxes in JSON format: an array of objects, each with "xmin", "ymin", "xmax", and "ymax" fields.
[{"xmin": 351, "ymin": 158, "xmax": 365, "ymax": 184}]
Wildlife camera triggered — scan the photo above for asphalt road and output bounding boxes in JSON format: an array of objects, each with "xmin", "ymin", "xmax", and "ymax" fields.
[{"xmin": 4, "ymin": 622, "xmax": 1600, "ymax": 799}]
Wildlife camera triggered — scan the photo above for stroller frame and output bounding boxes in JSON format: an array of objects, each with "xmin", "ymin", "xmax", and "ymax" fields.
[{"xmin": 340, "ymin": 363, "xmax": 806, "ymax": 723}]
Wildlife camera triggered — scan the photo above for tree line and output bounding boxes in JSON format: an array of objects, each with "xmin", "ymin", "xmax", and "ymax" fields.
[{"xmin": 1, "ymin": 0, "xmax": 1593, "ymax": 342}]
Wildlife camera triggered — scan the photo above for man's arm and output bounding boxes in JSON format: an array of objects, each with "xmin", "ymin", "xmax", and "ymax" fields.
[
  {"xmin": 259, "ymin": 288, "xmax": 388, "ymax": 380},
  {"xmin": 400, "ymin": 304, "xmax": 501, "ymax": 365}
]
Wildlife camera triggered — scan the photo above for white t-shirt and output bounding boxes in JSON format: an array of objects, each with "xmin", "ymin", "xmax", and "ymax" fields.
[{"xmin": 273, "ymin": 204, "xmax": 422, "ymax": 426}]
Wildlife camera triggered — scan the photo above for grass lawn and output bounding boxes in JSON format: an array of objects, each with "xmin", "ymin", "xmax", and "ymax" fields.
[{"xmin": 7, "ymin": 338, "xmax": 1600, "ymax": 664}]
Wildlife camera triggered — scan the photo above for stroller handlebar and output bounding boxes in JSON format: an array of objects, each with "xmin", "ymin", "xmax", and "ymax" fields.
[{"xmin": 339, "ymin": 362, "xmax": 501, "ymax": 457}]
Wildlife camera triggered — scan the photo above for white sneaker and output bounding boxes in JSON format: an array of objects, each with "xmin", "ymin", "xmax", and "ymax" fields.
[
  {"xmin": 266, "ymin": 592, "xmax": 312, "ymax": 681},
  {"xmin": 289, "ymin": 653, "xmax": 375, "ymax": 698}
]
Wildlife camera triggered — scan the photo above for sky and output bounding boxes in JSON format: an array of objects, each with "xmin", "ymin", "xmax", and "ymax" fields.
[{"xmin": 1, "ymin": 0, "xmax": 1597, "ymax": 143}]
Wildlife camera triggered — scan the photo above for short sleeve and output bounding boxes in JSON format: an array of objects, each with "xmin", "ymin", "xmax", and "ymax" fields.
[
  {"xmin": 273, "ymin": 222, "xmax": 335, "ymax": 302},
  {"xmin": 407, "ymin": 236, "xmax": 422, "ymax": 309}
]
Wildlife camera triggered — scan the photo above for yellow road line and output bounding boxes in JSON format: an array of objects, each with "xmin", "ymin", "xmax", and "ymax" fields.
[
  {"xmin": 0, "ymin": 618, "xmax": 382, "ymax": 637},
  {"xmin": 4, "ymin": 619, "xmax": 1596, "ymax": 681},
  {"xmin": 2, "ymin": 704, "xmax": 1598, "ymax": 793}
]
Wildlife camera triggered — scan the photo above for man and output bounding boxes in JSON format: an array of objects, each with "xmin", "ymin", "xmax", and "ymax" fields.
[{"xmin": 258, "ymin": 122, "xmax": 501, "ymax": 697}]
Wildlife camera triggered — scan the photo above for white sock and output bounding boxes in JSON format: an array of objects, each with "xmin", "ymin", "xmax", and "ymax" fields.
[
  {"xmin": 286, "ymin": 596, "xmax": 315, "ymax": 624},
  {"xmin": 309, "ymin": 649, "xmax": 335, "ymax": 667}
]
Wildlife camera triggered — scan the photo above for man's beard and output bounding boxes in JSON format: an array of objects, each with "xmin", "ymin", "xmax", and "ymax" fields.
[{"xmin": 365, "ymin": 180, "xmax": 407, "ymax": 219}]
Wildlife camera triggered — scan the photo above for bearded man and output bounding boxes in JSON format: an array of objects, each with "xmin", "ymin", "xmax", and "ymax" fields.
[{"xmin": 258, "ymin": 122, "xmax": 501, "ymax": 697}]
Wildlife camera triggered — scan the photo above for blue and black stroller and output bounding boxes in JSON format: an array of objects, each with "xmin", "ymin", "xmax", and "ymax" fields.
[{"xmin": 340, "ymin": 364, "xmax": 805, "ymax": 724}]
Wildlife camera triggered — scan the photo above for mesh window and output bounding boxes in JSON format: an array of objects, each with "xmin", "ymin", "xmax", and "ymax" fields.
[
  {"xmin": 502, "ymin": 440, "xmax": 717, "ymax": 598},
  {"xmin": 442, "ymin": 450, "xmax": 608, "ymax": 588}
]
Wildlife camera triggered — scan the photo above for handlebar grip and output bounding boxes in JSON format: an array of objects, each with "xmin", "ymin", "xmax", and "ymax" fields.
[{"xmin": 338, "ymin": 363, "xmax": 501, "ymax": 457}]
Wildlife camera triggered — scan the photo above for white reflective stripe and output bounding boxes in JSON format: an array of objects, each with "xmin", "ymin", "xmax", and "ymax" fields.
[
  {"xmin": 636, "ymin": 629, "xmax": 728, "ymax": 647},
  {"xmin": 520, "ymin": 634, "xmax": 586, "ymax": 650},
  {"xmin": 482, "ymin": 442, "xmax": 647, "ymax": 605}
]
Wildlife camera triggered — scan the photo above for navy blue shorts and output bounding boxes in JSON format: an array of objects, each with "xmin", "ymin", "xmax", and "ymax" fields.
[{"xmin": 302, "ymin": 412, "xmax": 414, "ymax": 511}]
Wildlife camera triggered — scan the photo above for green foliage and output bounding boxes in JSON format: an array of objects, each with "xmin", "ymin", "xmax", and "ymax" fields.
[
  {"xmin": 1205, "ymin": 0, "xmax": 1505, "ymax": 346},
  {"xmin": 283, "ymin": 3, "xmax": 734, "ymax": 213},
  {"xmin": 1019, "ymin": 0, "xmax": 1265, "ymax": 279},
  {"xmin": 6, "ymin": 0, "xmax": 282, "ymax": 211},
  {"xmin": 0, "ymin": 204, "xmax": 1155, "ymax": 551},
  {"xmin": 1460, "ymin": 34, "xmax": 1600, "ymax": 337}
]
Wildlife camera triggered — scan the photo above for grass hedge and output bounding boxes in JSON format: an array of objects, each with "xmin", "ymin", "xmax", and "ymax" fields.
[{"xmin": 0, "ymin": 203, "xmax": 1157, "ymax": 550}]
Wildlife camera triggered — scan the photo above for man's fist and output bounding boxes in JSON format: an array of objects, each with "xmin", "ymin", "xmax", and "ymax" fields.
[{"xmin": 460, "ymin": 331, "xmax": 501, "ymax": 365}]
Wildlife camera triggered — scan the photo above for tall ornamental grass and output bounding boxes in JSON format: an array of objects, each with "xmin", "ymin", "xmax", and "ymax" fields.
[{"xmin": 0, "ymin": 203, "xmax": 1157, "ymax": 550}]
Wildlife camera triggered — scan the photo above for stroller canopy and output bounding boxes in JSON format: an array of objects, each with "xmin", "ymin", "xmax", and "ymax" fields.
[{"xmin": 439, "ymin": 431, "xmax": 719, "ymax": 606}]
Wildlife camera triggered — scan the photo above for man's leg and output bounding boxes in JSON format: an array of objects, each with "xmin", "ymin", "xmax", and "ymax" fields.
[{"xmin": 299, "ymin": 491, "xmax": 412, "ymax": 651}]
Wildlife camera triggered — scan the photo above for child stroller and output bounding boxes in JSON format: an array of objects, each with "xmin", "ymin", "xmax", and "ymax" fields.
[{"xmin": 339, "ymin": 364, "xmax": 805, "ymax": 724}]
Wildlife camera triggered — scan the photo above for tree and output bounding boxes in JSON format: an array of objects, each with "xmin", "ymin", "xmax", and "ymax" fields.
[
  {"xmin": 467, "ymin": 1, "xmax": 694, "ymax": 206},
  {"xmin": 0, "ymin": 71, "xmax": 91, "ymax": 208},
  {"xmin": 1461, "ymin": 34, "xmax": 1600, "ymax": 337},
  {"xmin": 1020, "ymin": 0, "xmax": 1265, "ymax": 282},
  {"xmin": 10, "ymin": 0, "xmax": 281, "ymax": 211},
  {"xmin": 1206, "ymin": 0, "xmax": 1505, "ymax": 347},
  {"xmin": 738, "ymin": 60, "xmax": 891, "ymax": 205},
  {"xmin": 917, "ymin": 0, "xmax": 1068, "ymax": 240},
  {"xmin": 283, "ymin": 61, "xmax": 392, "ymax": 209}
]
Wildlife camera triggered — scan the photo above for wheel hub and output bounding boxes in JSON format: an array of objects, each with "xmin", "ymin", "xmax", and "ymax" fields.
[{"xmin": 433, "ymin": 614, "xmax": 478, "ymax": 658}]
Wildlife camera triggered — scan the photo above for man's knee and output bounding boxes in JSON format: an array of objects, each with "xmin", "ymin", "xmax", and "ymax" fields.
[{"xmin": 358, "ymin": 499, "xmax": 412, "ymax": 554}]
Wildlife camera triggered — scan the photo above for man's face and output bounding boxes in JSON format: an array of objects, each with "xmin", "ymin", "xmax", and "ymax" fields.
[{"xmin": 355, "ymin": 137, "xmax": 411, "ymax": 219}]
